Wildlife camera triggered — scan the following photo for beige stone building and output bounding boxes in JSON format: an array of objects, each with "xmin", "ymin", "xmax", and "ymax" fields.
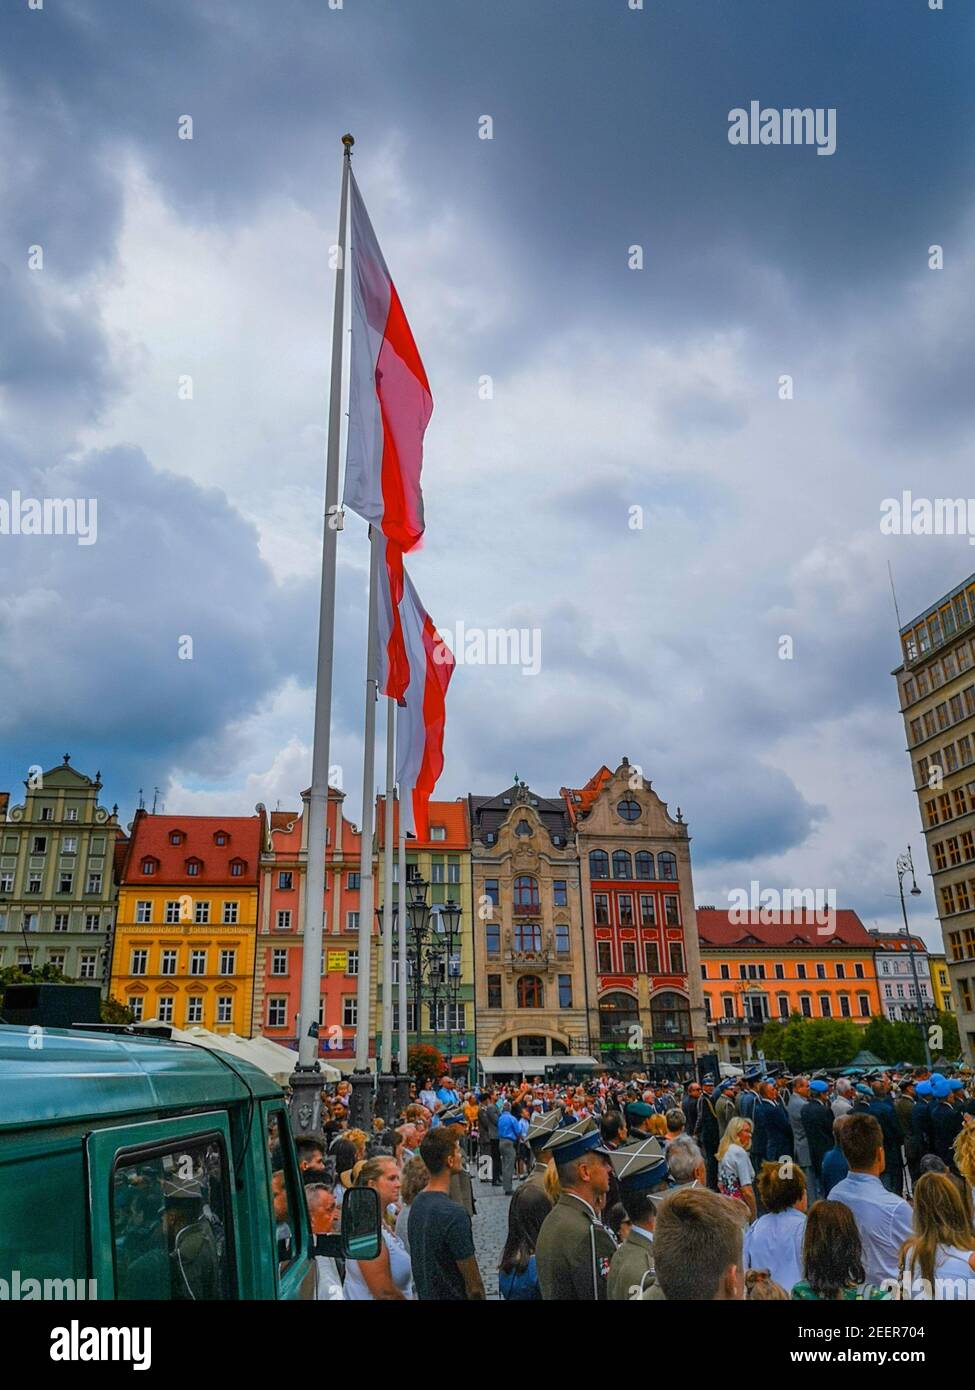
[
  {"xmin": 894, "ymin": 571, "xmax": 975, "ymax": 1062},
  {"xmin": 468, "ymin": 783, "xmax": 591, "ymax": 1077},
  {"xmin": 561, "ymin": 759, "xmax": 709, "ymax": 1081}
]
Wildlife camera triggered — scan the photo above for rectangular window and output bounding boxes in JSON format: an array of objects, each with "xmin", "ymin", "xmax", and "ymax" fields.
[
  {"xmin": 165, "ymin": 900, "xmax": 181, "ymax": 924},
  {"xmin": 617, "ymin": 894, "xmax": 633, "ymax": 927},
  {"xmin": 32, "ymin": 836, "xmax": 47, "ymax": 854},
  {"xmin": 594, "ymin": 894, "xmax": 610, "ymax": 925},
  {"xmin": 431, "ymin": 861, "xmax": 445, "ymax": 884},
  {"xmin": 777, "ymin": 993, "xmax": 790, "ymax": 1019},
  {"xmin": 190, "ymin": 949, "xmax": 207, "ymax": 976},
  {"xmin": 131, "ymin": 950, "xmax": 148, "ymax": 975},
  {"xmin": 128, "ymin": 996, "xmax": 144, "ymax": 1022},
  {"xmin": 774, "ymin": 962, "xmax": 785, "ymax": 979},
  {"xmin": 935, "ymin": 840, "xmax": 948, "ymax": 870},
  {"xmin": 23, "ymin": 912, "xmax": 38, "ymax": 932},
  {"xmin": 555, "ymin": 923, "xmax": 570, "ymax": 955},
  {"xmin": 484, "ymin": 879, "xmax": 500, "ymax": 905},
  {"xmin": 800, "ymin": 995, "xmax": 812, "ymax": 1018},
  {"xmin": 53, "ymin": 913, "xmax": 69, "ymax": 932},
  {"xmin": 720, "ymin": 963, "xmax": 730, "ymax": 980},
  {"xmin": 558, "ymin": 974, "xmax": 573, "ymax": 1008},
  {"xmin": 347, "ymin": 873, "xmax": 360, "ymax": 890},
  {"xmin": 346, "ymin": 912, "xmax": 360, "ymax": 932},
  {"xmin": 276, "ymin": 909, "xmax": 292, "ymax": 930},
  {"xmin": 553, "ymin": 880, "xmax": 568, "ymax": 907},
  {"xmin": 195, "ymin": 901, "xmax": 210, "ymax": 924},
  {"xmin": 79, "ymin": 954, "xmax": 97, "ymax": 979},
  {"xmin": 58, "ymin": 871, "xmax": 73, "ymax": 893},
  {"xmin": 820, "ymin": 994, "xmax": 832, "ymax": 1018},
  {"xmin": 222, "ymin": 901, "xmax": 239, "ymax": 925},
  {"xmin": 486, "ymin": 923, "xmax": 501, "ymax": 957},
  {"xmin": 86, "ymin": 872, "xmax": 102, "ymax": 895},
  {"xmin": 722, "ymin": 995, "xmax": 734, "ymax": 1019},
  {"xmin": 85, "ymin": 913, "xmax": 100, "ymax": 932},
  {"xmin": 342, "ymin": 996, "xmax": 357, "ymax": 1028},
  {"xmin": 621, "ymin": 940, "xmax": 637, "ymax": 972},
  {"xmin": 430, "ymin": 825, "xmax": 446, "ymax": 840},
  {"xmin": 278, "ymin": 871, "xmax": 293, "ymax": 890},
  {"xmin": 216, "ymin": 996, "xmax": 233, "ymax": 1025},
  {"xmin": 161, "ymin": 949, "xmax": 177, "ymax": 975},
  {"xmin": 797, "ymin": 963, "xmax": 807, "ymax": 980},
  {"xmin": 645, "ymin": 940, "xmax": 660, "ymax": 974},
  {"xmin": 487, "ymin": 974, "xmax": 502, "ymax": 1008},
  {"xmin": 816, "ymin": 962, "xmax": 826, "ymax": 979},
  {"xmin": 640, "ymin": 894, "xmax": 655, "ymax": 926},
  {"xmin": 39, "ymin": 808, "xmax": 53, "ymax": 822},
  {"xmin": 219, "ymin": 949, "xmax": 236, "ymax": 975},
  {"xmin": 597, "ymin": 940, "xmax": 613, "ymax": 972},
  {"xmin": 836, "ymin": 962, "xmax": 845, "ymax": 979},
  {"xmin": 447, "ymin": 862, "xmax": 460, "ymax": 885},
  {"xmin": 157, "ymin": 996, "xmax": 174, "ymax": 1024},
  {"xmin": 669, "ymin": 941, "xmax": 685, "ymax": 974},
  {"xmin": 186, "ymin": 997, "xmax": 203, "ymax": 1024},
  {"xmin": 47, "ymin": 952, "xmax": 65, "ymax": 971},
  {"xmin": 347, "ymin": 950, "xmax": 358, "ymax": 976},
  {"xmin": 27, "ymin": 873, "xmax": 42, "ymax": 894},
  {"xmin": 268, "ymin": 996, "xmax": 287, "ymax": 1027},
  {"xmin": 664, "ymin": 895, "xmax": 679, "ymax": 926},
  {"xmin": 0, "ymin": 872, "xmax": 12, "ymax": 893},
  {"xmin": 857, "ymin": 992, "xmax": 870, "ymax": 1017}
]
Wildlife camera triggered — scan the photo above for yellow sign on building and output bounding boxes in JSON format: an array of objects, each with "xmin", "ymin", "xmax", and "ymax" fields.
[{"xmin": 326, "ymin": 950, "xmax": 348, "ymax": 972}]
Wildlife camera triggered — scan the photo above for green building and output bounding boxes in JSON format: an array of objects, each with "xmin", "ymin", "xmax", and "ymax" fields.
[{"xmin": 0, "ymin": 757, "xmax": 123, "ymax": 991}]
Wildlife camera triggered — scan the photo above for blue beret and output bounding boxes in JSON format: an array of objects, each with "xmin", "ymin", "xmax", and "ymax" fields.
[
  {"xmin": 809, "ymin": 1080, "xmax": 829, "ymax": 1094},
  {"xmin": 931, "ymin": 1078, "xmax": 951, "ymax": 1099},
  {"xmin": 949, "ymin": 1079, "xmax": 965, "ymax": 1092},
  {"xmin": 915, "ymin": 1080, "xmax": 932, "ymax": 1097},
  {"xmin": 855, "ymin": 1084, "xmax": 874, "ymax": 1097}
]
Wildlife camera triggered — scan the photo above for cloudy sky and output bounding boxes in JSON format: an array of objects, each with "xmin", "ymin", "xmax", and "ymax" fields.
[{"xmin": 2, "ymin": 0, "xmax": 973, "ymax": 947}]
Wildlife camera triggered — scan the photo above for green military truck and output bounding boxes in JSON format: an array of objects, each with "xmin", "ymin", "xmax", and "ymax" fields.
[{"xmin": 0, "ymin": 1023, "xmax": 378, "ymax": 1300}]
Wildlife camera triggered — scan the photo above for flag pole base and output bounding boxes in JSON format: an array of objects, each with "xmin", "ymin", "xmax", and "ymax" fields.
[
  {"xmin": 376, "ymin": 1073, "xmax": 398, "ymax": 1127},
  {"xmin": 287, "ymin": 1064, "xmax": 325, "ymax": 1140},
  {"xmin": 348, "ymin": 1069, "xmax": 374, "ymax": 1129}
]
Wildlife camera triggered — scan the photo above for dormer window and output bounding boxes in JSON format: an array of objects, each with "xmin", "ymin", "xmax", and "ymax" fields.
[
  {"xmin": 515, "ymin": 819, "xmax": 532, "ymax": 837},
  {"xmin": 214, "ymin": 831, "xmax": 229, "ymax": 846},
  {"xmin": 429, "ymin": 826, "xmax": 446, "ymax": 841},
  {"xmin": 230, "ymin": 859, "xmax": 245, "ymax": 877},
  {"xmin": 170, "ymin": 831, "xmax": 184, "ymax": 845},
  {"xmin": 186, "ymin": 858, "xmax": 202, "ymax": 877},
  {"xmin": 485, "ymin": 832, "xmax": 497, "ymax": 846},
  {"xmin": 141, "ymin": 857, "xmax": 158, "ymax": 876}
]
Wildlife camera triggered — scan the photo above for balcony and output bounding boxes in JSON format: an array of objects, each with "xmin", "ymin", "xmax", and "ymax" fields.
[
  {"xmin": 505, "ymin": 948, "xmax": 551, "ymax": 972},
  {"xmin": 714, "ymin": 1017, "xmax": 765, "ymax": 1037}
]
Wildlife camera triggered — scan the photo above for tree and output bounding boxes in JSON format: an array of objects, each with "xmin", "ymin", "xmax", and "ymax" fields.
[
  {"xmin": 754, "ymin": 1015, "xmax": 861, "ymax": 1071},
  {"xmin": 408, "ymin": 1042, "xmax": 445, "ymax": 1081},
  {"xmin": 100, "ymin": 995, "xmax": 136, "ymax": 1025},
  {"xmin": 931, "ymin": 1010, "xmax": 961, "ymax": 1061}
]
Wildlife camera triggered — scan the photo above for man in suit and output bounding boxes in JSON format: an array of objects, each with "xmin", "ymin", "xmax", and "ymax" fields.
[
  {"xmin": 477, "ymin": 1090, "xmax": 500, "ymax": 1186},
  {"xmin": 535, "ymin": 1127, "xmax": 618, "ymax": 1301},
  {"xmin": 787, "ymin": 1075, "xmax": 817, "ymax": 1200},
  {"xmin": 801, "ymin": 1079, "xmax": 835, "ymax": 1192},
  {"xmin": 682, "ymin": 1080, "xmax": 702, "ymax": 1139},
  {"xmin": 868, "ymin": 1078, "xmax": 905, "ymax": 1195}
]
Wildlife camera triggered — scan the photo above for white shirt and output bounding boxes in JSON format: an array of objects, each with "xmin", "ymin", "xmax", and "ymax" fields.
[
  {"xmin": 906, "ymin": 1245, "xmax": 975, "ymax": 1300},
  {"xmin": 744, "ymin": 1207, "xmax": 806, "ymax": 1294},
  {"xmin": 344, "ymin": 1226, "xmax": 415, "ymax": 1301}
]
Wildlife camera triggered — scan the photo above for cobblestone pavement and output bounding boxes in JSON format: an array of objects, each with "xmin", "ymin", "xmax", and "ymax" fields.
[{"xmin": 470, "ymin": 1171, "xmax": 512, "ymax": 1300}]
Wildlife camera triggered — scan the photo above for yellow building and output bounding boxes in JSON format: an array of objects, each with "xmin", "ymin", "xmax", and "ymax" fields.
[
  {"xmin": 111, "ymin": 810, "xmax": 262, "ymax": 1034},
  {"xmin": 929, "ymin": 952, "xmax": 954, "ymax": 1014}
]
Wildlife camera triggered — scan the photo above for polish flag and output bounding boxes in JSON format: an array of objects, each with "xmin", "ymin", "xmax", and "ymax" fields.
[
  {"xmin": 395, "ymin": 567, "xmax": 455, "ymax": 839},
  {"xmin": 375, "ymin": 536, "xmax": 410, "ymax": 703},
  {"xmin": 344, "ymin": 170, "xmax": 432, "ymax": 555}
]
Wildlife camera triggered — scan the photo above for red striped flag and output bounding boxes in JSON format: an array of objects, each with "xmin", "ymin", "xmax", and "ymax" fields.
[
  {"xmin": 395, "ymin": 566, "xmax": 455, "ymax": 838},
  {"xmin": 344, "ymin": 171, "xmax": 432, "ymax": 555}
]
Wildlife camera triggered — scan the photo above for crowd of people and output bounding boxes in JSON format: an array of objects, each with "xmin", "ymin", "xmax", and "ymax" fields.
[{"xmin": 300, "ymin": 1064, "xmax": 975, "ymax": 1301}]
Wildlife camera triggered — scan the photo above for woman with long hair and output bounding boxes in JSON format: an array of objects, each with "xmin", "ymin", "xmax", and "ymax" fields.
[
  {"xmin": 330, "ymin": 1137, "xmax": 358, "ymax": 1210},
  {"xmin": 499, "ymin": 1184, "xmax": 550, "ymax": 1300},
  {"xmin": 343, "ymin": 1157, "xmax": 415, "ymax": 1300},
  {"xmin": 899, "ymin": 1171, "xmax": 975, "ymax": 1299},
  {"xmin": 717, "ymin": 1117, "xmax": 756, "ymax": 1221},
  {"xmin": 792, "ymin": 1200, "xmax": 891, "ymax": 1300}
]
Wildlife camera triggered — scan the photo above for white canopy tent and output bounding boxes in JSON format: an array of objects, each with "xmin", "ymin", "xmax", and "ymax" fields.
[{"xmin": 140, "ymin": 1022, "xmax": 340, "ymax": 1086}]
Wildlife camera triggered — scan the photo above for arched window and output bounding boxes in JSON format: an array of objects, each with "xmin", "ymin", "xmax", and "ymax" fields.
[
  {"xmin": 635, "ymin": 851, "xmax": 654, "ymax": 879},
  {"xmin": 612, "ymin": 850, "xmax": 632, "ymax": 879},
  {"xmin": 650, "ymin": 991, "xmax": 690, "ymax": 1038},
  {"xmin": 657, "ymin": 851, "xmax": 677, "ymax": 881},
  {"xmin": 514, "ymin": 876, "xmax": 539, "ymax": 910},
  {"xmin": 493, "ymin": 1038, "xmax": 513, "ymax": 1056},
  {"xmin": 517, "ymin": 975, "xmax": 544, "ymax": 1008},
  {"xmin": 589, "ymin": 850, "xmax": 609, "ymax": 880},
  {"xmin": 598, "ymin": 991, "xmax": 639, "ymax": 1041}
]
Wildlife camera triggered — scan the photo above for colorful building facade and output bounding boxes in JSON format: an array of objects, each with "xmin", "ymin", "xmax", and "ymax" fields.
[
  {"xmin": 0, "ymin": 758, "xmax": 122, "ymax": 991},
  {"xmin": 869, "ymin": 929, "xmax": 935, "ymax": 1022},
  {"xmin": 696, "ymin": 908, "xmax": 883, "ymax": 1064},
  {"xmin": 468, "ymin": 781, "xmax": 591, "ymax": 1076},
  {"xmin": 111, "ymin": 812, "xmax": 262, "ymax": 1033},
  {"xmin": 562, "ymin": 759, "xmax": 708, "ymax": 1080},
  {"xmin": 254, "ymin": 788, "xmax": 369, "ymax": 1072},
  {"xmin": 929, "ymin": 951, "xmax": 953, "ymax": 1014}
]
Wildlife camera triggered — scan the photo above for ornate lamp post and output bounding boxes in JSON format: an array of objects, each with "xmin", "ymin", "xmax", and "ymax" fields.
[{"xmin": 896, "ymin": 847, "xmax": 931, "ymax": 1069}]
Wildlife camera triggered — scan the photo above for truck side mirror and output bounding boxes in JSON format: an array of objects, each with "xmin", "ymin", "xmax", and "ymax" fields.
[{"xmin": 340, "ymin": 1185, "xmax": 382, "ymax": 1262}]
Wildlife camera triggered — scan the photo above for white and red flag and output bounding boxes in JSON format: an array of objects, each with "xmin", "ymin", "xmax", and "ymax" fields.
[
  {"xmin": 393, "ymin": 565, "xmax": 455, "ymax": 839},
  {"xmin": 344, "ymin": 170, "xmax": 432, "ymax": 556}
]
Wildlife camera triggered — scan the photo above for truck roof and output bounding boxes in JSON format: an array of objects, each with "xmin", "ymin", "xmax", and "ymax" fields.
[{"xmin": 0, "ymin": 1024, "xmax": 282, "ymax": 1130}]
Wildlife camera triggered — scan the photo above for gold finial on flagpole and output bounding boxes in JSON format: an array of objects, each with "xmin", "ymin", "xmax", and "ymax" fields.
[{"xmin": 342, "ymin": 133, "xmax": 355, "ymax": 156}]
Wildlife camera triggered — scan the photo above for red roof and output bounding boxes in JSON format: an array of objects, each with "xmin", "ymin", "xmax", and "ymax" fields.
[
  {"xmin": 870, "ymin": 933, "xmax": 927, "ymax": 953},
  {"xmin": 375, "ymin": 798, "xmax": 469, "ymax": 850},
  {"xmin": 122, "ymin": 811, "xmax": 262, "ymax": 885},
  {"xmin": 696, "ymin": 907, "xmax": 875, "ymax": 949},
  {"xmin": 560, "ymin": 766, "xmax": 613, "ymax": 825}
]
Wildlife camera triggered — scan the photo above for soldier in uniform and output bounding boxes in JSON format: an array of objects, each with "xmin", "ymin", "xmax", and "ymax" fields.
[
  {"xmin": 534, "ymin": 1126, "xmax": 617, "ymax": 1300},
  {"xmin": 516, "ymin": 1107, "xmax": 564, "ymax": 1197},
  {"xmin": 911, "ymin": 1078, "xmax": 934, "ymax": 1167},
  {"xmin": 715, "ymin": 1080, "xmax": 738, "ymax": 1138},
  {"xmin": 736, "ymin": 1068, "xmax": 762, "ymax": 1123},
  {"xmin": 694, "ymin": 1076, "xmax": 721, "ymax": 1190},
  {"xmin": 605, "ymin": 1139, "xmax": 668, "ymax": 1300},
  {"xmin": 929, "ymin": 1076, "xmax": 964, "ymax": 1171}
]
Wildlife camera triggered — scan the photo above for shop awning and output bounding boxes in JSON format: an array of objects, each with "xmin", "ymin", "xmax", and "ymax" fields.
[{"xmin": 477, "ymin": 1055, "xmax": 600, "ymax": 1076}]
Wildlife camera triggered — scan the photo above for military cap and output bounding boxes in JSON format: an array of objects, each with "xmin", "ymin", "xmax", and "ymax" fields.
[
  {"xmin": 949, "ymin": 1078, "xmax": 965, "ymax": 1092},
  {"xmin": 525, "ymin": 1107, "xmax": 562, "ymax": 1149},
  {"xmin": 608, "ymin": 1138, "xmax": 668, "ymax": 1192},
  {"xmin": 701, "ymin": 1074, "xmax": 716, "ymax": 1086},
  {"xmin": 437, "ymin": 1104, "xmax": 467, "ymax": 1126},
  {"xmin": 542, "ymin": 1119, "xmax": 611, "ymax": 1166},
  {"xmin": 743, "ymin": 1066, "xmax": 763, "ymax": 1082},
  {"xmin": 161, "ymin": 1172, "xmax": 205, "ymax": 1206},
  {"xmin": 809, "ymin": 1080, "xmax": 829, "ymax": 1094},
  {"xmin": 625, "ymin": 1101, "xmax": 654, "ymax": 1121},
  {"xmin": 855, "ymin": 1084, "xmax": 874, "ymax": 1098}
]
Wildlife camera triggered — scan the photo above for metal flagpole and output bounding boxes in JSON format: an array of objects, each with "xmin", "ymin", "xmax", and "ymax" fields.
[
  {"xmin": 288, "ymin": 133, "xmax": 354, "ymax": 1138},
  {"xmin": 397, "ymin": 801, "xmax": 408, "ymax": 1077},
  {"xmin": 377, "ymin": 696, "xmax": 396, "ymax": 1118},
  {"xmin": 349, "ymin": 525, "xmax": 382, "ymax": 1122}
]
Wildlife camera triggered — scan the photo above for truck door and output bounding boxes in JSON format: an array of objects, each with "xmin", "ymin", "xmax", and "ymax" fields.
[
  {"xmin": 262, "ymin": 1104, "xmax": 315, "ymax": 1300},
  {"xmin": 86, "ymin": 1112, "xmax": 238, "ymax": 1300}
]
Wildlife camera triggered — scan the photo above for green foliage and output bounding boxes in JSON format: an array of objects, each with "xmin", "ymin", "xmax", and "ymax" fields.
[
  {"xmin": 932, "ymin": 1010, "xmax": 960, "ymax": 1060},
  {"xmin": 408, "ymin": 1042, "xmax": 445, "ymax": 1081},
  {"xmin": 100, "ymin": 995, "xmax": 136, "ymax": 1025},
  {"xmin": 754, "ymin": 1015, "xmax": 861, "ymax": 1071}
]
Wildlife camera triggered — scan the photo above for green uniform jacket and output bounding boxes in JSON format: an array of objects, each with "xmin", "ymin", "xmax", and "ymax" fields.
[
  {"xmin": 535, "ymin": 1193, "xmax": 617, "ymax": 1301},
  {"xmin": 716, "ymin": 1094, "xmax": 736, "ymax": 1137},
  {"xmin": 607, "ymin": 1229, "xmax": 655, "ymax": 1301}
]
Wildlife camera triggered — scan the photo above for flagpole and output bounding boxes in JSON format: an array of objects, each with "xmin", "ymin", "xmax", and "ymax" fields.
[
  {"xmin": 397, "ymin": 800, "xmax": 408, "ymax": 1076},
  {"xmin": 381, "ymin": 697, "xmax": 395, "ymax": 1074},
  {"xmin": 289, "ymin": 133, "xmax": 354, "ymax": 1138},
  {"xmin": 351, "ymin": 526, "xmax": 381, "ymax": 1113}
]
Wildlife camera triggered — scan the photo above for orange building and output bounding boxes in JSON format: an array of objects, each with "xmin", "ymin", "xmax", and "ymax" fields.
[{"xmin": 696, "ymin": 908, "xmax": 883, "ymax": 1064}]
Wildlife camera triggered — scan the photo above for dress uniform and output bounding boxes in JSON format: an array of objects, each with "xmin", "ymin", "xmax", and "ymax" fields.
[
  {"xmin": 694, "ymin": 1078, "xmax": 721, "ymax": 1190},
  {"xmin": 929, "ymin": 1077, "xmax": 964, "ymax": 1171},
  {"xmin": 605, "ymin": 1139, "xmax": 667, "ymax": 1301},
  {"xmin": 534, "ymin": 1127, "xmax": 617, "ymax": 1301},
  {"xmin": 516, "ymin": 1108, "xmax": 564, "ymax": 1197}
]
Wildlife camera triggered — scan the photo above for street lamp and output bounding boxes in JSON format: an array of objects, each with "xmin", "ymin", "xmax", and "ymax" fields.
[{"xmin": 896, "ymin": 846, "xmax": 931, "ymax": 1069}]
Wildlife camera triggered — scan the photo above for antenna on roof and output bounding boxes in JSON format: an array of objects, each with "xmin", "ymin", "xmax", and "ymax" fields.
[
  {"xmin": 151, "ymin": 787, "xmax": 159, "ymax": 815},
  {"xmin": 888, "ymin": 560, "xmax": 903, "ymax": 631},
  {"xmin": 137, "ymin": 788, "xmax": 145, "ymax": 811}
]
